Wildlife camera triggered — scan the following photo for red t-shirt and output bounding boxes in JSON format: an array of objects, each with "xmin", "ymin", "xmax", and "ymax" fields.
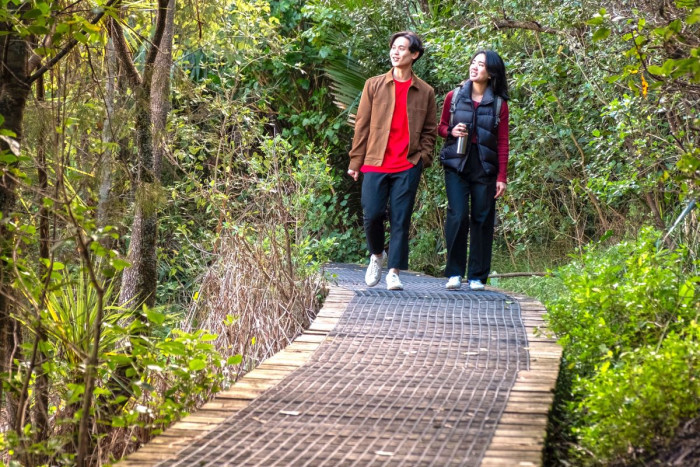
[
  {"xmin": 362, "ymin": 78, "xmax": 414, "ymax": 173},
  {"xmin": 438, "ymin": 90, "xmax": 510, "ymax": 183}
]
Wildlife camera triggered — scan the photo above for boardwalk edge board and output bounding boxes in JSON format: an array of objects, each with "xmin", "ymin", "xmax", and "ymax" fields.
[
  {"xmin": 114, "ymin": 287, "xmax": 351, "ymax": 466},
  {"xmin": 481, "ymin": 288, "xmax": 562, "ymax": 466}
]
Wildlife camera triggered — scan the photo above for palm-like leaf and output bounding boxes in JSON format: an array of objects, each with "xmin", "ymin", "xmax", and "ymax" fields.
[{"xmin": 324, "ymin": 52, "xmax": 368, "ymax": 127}]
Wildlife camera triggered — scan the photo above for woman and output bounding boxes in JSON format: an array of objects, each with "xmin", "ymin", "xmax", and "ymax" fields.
[
  {"xmin": 347, "ymin": 31, "xmax": 437, "ymax": 291},
  {"xmin": 438, "ymin": 50, "xmax": 509, "ymax": 290}
]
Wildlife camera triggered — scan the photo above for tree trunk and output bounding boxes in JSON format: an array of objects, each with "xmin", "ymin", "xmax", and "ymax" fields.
[
  {"xmin": 151, "ymin": 0, "xmax": 175, "ymax": 179},
  {"xmin": 97, "ymin": 37, "xmax": 117, "ymax": 240},
  {"xmin": 119, "ymin": 101, "xmax": 159, "ymax": 309},
  {"xmin": 33, "ymin": 73, "xmax": 51, "ymax": 458},
  {"xmin": 118, "ymin": 0, "xmax": 174, "ymax": 309},
  {"xmin": 0, "ymin": 18, "xmax": 31, "ymax": 430}
]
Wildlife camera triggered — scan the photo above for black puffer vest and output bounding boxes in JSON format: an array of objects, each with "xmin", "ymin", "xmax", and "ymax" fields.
[{"xmin": 440, "ymin": 81, "xmax": 499, "ymax": 175}]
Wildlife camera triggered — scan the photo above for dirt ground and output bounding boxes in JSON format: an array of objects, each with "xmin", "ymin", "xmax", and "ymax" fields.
[{"xmin": 654, "ymin": 417, "xmax": 700, "ymax": 466}]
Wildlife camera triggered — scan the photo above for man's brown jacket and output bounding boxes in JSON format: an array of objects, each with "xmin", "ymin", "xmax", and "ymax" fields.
[{"xmin": 348, "ymin": 70, "xmax": 437, "ymax": 171}]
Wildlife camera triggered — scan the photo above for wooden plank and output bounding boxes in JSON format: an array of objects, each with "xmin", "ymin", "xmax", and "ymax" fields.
[{"xmin": 484, "ymin": 290, "xmax": 561, "ymax": 467}]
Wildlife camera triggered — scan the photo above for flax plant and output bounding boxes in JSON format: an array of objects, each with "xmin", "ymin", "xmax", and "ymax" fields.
[{"xmin": 40, "ymin": 272, "xmax": 132, "ymax": 367}]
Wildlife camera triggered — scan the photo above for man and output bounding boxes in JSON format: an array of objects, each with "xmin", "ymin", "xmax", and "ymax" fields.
[{"xmin": 348, "ymin": 31, "xmax": 437, "ymax": 290}]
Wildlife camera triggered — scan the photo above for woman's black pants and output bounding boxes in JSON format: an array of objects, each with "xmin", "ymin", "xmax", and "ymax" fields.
[{"xmin": 443, "ymin": 158, "xmax": 496, "ymax": 282}]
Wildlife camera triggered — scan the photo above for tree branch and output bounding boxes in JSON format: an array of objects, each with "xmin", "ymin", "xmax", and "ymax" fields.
[
  {"xmin": 144, "ymin": 0, "xmax": 170, "ymax": 68},
  {"xmin": 493, "ymin": 19, "xmax": 560, "ymax": 35},
  {"xmin": 489, "ymin": 272, "xmax": 548, "ymax": 278},
  {"xmin": 109, "ymin": 17, "xmax": 142, "ymax": 87},
  {"xmin": 26, "ymin": 0, "xmax": 121, "ymax": 84}
]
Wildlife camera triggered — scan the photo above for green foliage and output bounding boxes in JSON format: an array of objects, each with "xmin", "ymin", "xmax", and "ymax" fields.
[
  {"xmin": 3, "ymin": 0, "xmax": 699, "ymax": 465},
  {"xmin": 544, "ymin": 229, "xmax": 700, "ymax": 463},
  {"xmin": 38, "ymin": 271, "xmax": 131, "ymax": 366},
  {"xmin": 238, "ymin": 135, "xmax": 360, "ymax": 265},
  {"xmin": 547, "ymin": 229, "xmax": 697, "ymax": 374},
  {"xmin": 0, "ymin": 0, "xmax": 107, "ymax": 46},
  {"xmin": 409, "ymin": 167, "xmax": 447, "ymax": 277},
  {"xmin": 111, "ymin": 325, "xmax": 232, "ymax": 434},
  {"xmin": 574, "ymin": 327, "xmax": 700, "ymax": 463},
  {"xmin": 586, "ymin": 3, "xmax": 700, "ymax": 201}
]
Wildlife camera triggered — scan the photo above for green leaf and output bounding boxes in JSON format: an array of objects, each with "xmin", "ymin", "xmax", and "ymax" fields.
[
  {"xmin": 592, "ymin": 28, "xmax": 611, "ymax": 42},
  {"xmin": 158, "ymin": 340, "xmax": 187, "ymax": 356},
  {"xmin": 36, "ymin": 2, "xmax": 50, "ymax": 14},
  {"xmin": 0, "ymin": 153, "xmax": 18, "ymax": 164},
  {"xmin": 146, "ymin": 309, "xmax": 166, "ymax": 325},
  {"xmin": 105, "ymin": 354, "xmax": 132, "ymax": 366},
  {"xmin": 93, "ymin": 387, "xmax": 111, "ymax": 396},
  {"xmin": 227, "ymin": 354, "xmax": 243, "ymax": 365},
  {"xmin": 27, "ymin": 25, "xmax": 50, "ymax": 35},
  {"xmin": 74, "ymin": 31, "xmax": 88, "ymax": 44},
  {"xmin": 188, "ymin": 359, "xmax": 206, "ymax": 371},
  {"xmin": 112, "ymin": 258, "xmax": 130, "ymax": 271},
  {"xmin": 22, "ymin": 8, "xmax": 44, "ymax": 19},
  {"xmin": 688, "ymin": 7, "xmax": 700, "ymax": 25}
]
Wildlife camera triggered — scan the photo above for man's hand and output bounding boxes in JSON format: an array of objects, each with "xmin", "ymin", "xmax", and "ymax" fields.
[
  {"xmin": 347, "ymin": 169, "xmax": 359, "ymax": 181},
  {"xmin": 495, "ymin": 181, "xmax": 507, "ymax": 199}
]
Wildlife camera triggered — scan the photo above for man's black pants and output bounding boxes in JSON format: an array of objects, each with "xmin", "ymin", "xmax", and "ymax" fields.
[{"xmin": 361, "ymin": 161, "xmax": 422, "ymax": 271}]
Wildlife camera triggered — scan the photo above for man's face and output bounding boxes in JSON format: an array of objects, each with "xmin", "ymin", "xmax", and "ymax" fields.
[{"xmin": 390, "ymin": 36, "xmax": 419, "ymax": 68}]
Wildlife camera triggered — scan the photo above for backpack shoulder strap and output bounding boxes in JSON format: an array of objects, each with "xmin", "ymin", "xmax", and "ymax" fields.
[
  {"xmin": 449, "ymin": 83, "xmax": 465, "ymax": 127},
  {"xmin": 494, "ymin": 96, "xmax": 503, "ymax": 128}
]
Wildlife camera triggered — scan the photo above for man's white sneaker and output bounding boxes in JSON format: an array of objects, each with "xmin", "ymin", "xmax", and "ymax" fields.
[
  {"xmin": 468, "ymin": 279, "xmax": 485, "ymax": 291},
  {"xmin": 446, "ymin": 276, "xmax": 462, "ymax": 290},
  {"xmin": 364, "ymin": 251, "xmax": 387, "ymax": 287},
  {"xmin": 386, "ymin": 271, "xmax": 404, "ymax": 290}
]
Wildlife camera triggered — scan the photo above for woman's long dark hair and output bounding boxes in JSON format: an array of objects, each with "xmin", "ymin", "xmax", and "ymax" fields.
[{"xmin": 473, "ymin": 50, "xmax": 509, "ymax": 101}]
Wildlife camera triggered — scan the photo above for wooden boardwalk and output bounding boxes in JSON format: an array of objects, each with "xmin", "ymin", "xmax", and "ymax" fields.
[{"xmin": 117, "ymin": 265, "xmax": 561, "ymax": 466}]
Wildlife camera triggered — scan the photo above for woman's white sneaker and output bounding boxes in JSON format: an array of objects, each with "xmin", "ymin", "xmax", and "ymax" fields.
[
  {"xmin": 445, "ymin": 276, "xmax": 462, "ymax": 290},
  {"xmin": 468, "ymin": 279, "xmax": 485, "ymax": 291},
  {"xmin": 386, "ymin": 271, "xmax": 404, "ymax": 290}
]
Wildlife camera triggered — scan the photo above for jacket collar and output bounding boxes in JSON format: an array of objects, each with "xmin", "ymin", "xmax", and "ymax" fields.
[
  {"xmin": 463, "ymin": 80, "xmax": 495, "ymax": 105},
  {"xmin": 384, "ymin": 69, "xmax": 419, "ymax": 89}
]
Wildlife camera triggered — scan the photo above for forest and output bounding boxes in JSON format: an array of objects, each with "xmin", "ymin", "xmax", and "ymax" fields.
[{"xmin": 0, "ymin": 0, "xmax": 698, "ymax": 465}]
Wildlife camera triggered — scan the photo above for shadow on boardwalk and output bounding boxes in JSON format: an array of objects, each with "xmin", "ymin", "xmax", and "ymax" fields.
[{"xmin": 118, "ymin": 264, "xmax": 561, "ymax": 466}]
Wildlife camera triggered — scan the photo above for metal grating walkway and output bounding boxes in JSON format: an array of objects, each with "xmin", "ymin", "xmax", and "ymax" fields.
[{"xmin": 157, "ymin": 264, "xmax": 530, "ymax": 466}]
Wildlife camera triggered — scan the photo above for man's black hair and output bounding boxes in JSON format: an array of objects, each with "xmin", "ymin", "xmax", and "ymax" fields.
[{"xmin": 389, "ymin": 31, "xmax": 425, "ymax": 63}]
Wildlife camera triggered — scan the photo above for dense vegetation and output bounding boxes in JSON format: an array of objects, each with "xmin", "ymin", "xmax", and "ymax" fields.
[{"xmin": 0, "ymin": 0, "xmax": 698, "ymax": 465}]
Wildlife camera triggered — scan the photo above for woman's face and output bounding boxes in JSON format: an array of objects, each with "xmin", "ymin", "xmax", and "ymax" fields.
[
  {"xmin": 469, "ymin": 53, "xmax": 489, "ymax": 84},
  {"xmin": 390, "ymin": 37, "xmax": 419, "ymax": 69}
]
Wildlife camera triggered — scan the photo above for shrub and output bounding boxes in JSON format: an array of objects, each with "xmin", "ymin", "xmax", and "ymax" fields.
[
  {"xmin": 544, "ymin": 228, "xmax": 700, "ymax": 464},
  {"xmin": 546, "ymin": 228, "xmax": 698, "ymax": 377},
  {"xmin": 573, "ymin": 327, "xmax": 700, "ymax": 464}
]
